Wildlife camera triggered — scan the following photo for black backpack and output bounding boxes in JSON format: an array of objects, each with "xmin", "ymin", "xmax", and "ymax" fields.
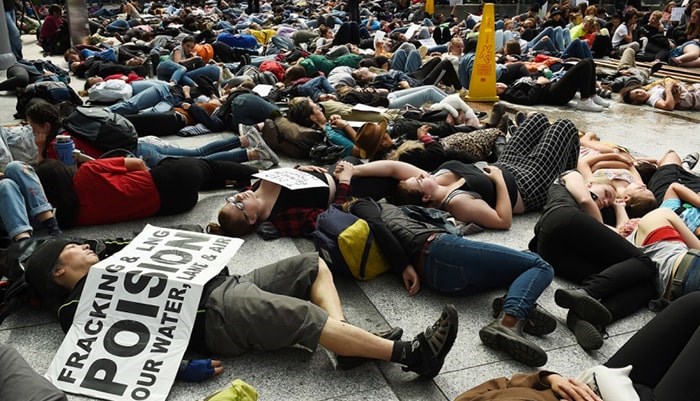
[
  {"xmin": 62, "ymin": 107, "xmax": 139, "ymax": 154},
  {"xmin": 15, "ymin": 81, "xmax": 83, "ymax": 119}
]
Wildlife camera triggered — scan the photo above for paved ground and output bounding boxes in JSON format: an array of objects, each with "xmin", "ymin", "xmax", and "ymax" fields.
[{"xmin": 1, "ymin": 35, "xmax": 699, "ymax": 401}]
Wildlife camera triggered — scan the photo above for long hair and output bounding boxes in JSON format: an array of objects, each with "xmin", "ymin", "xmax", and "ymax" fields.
[{"xmin": 35, "ymin": 160, "xmax": 79, "ymax": 228}]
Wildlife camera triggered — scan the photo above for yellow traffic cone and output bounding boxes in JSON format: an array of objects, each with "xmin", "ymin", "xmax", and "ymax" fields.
[
  {"xmin": 425, "ymin": 0, "xmax": 434, "ymax": 16},
  {"xmin": 466, "ymin": 3, "xmax": 499, "ymax": 102}
]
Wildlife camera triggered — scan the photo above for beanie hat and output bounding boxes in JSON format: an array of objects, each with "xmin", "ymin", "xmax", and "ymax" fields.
[{"xmin": 25, "ymin": 239, "xmax": 75, "ymax": 291}]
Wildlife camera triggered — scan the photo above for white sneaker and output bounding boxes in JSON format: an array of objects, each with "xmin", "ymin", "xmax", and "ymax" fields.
[
  {"xmin": 576, "ymin": 98, "xmax": 604, "ymax": 112},
  {"xmin": 255, "ymin": 141, "xmax": 279, "ymax": 167},
  {"xmin": 592, "ymin": 94, "xmax": 610, "ymax": 108},
  {"xmin": 240, "ymin": 124, "xmax": 263, "ymax": 148}
]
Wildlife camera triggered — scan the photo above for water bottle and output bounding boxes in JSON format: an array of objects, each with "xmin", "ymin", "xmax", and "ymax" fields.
[
  {"xmin": 542, "ymin": 68, "xmax": 553, "ymax": 79},
  {"xmin": 55, "ymin": 135, "xmax": 75, "ymax": 165}
]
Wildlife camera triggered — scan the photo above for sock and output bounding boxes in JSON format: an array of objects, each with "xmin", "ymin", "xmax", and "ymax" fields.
[
  {"xmin": 41, "ymin": 217, "xmax": 62, "ymax": 236},
  {"xmin": 390, "ymin": 341, "xmax": 416, "ymax": 366}
]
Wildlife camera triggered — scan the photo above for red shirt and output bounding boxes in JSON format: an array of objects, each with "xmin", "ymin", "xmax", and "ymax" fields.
[
  {"xmin": 73, "ymin": 158, "xmax": 160, "ymax": 225},
  {"xmin": 40, "ymin": 15, "xmax": 62, "ymax": 41}
]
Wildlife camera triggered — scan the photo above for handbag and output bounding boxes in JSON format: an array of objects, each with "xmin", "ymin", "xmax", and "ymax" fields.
[{"xmin": 309, "ymin": 135, "xmax": 345, "ymax": 165}]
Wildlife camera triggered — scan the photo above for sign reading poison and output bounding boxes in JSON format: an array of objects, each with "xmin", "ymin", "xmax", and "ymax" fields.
[{"xmin": 46, "ymin": 225, "xmax": 243, "ymax": 401}]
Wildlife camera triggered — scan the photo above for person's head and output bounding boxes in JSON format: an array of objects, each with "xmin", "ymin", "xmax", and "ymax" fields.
[
  {"xmin": 689, "ymin": 8, "xmax": 700, "ymax": 26},
  {"xmin": 83, "ymin": 76, "xmax": 104, "ymax": 92},
  {"xmin": 464, "ymin": 37, "xmax": 479, "ymax": 54},
  {"xmin": 583, "ymin": 15, "xmax": 596, "ymax": 31},
  {"xmin": 584, "ymin": 5, "xmax": 596, "ymax": 16},
  {"xmin": 284, "ymin": 65, "xmax": 307, "ymax": 85},
  {"xmin": 687, "ymin": 0, "xmax": 700, "ymax": 14},
  {"xmin": 619, "ymin": 84, "xmax": 650, "ymax": 105},
  {"xmin": 209, "ymin": 190, "xmax": 261, "ymax": 237},
  {"xmin": 26, "ymin": 102, "xmax": 61, "ymax": 141},
  {"xmin": 351, "ymin": 67, "xmax": 374, "ymax": 84},
  {"xmin": 550, "ymin": 6, "xmax": 563, "ymax": 20},
  {"xmin": 623, "ymin": 8, "xmax": 638, "ymax": 24},
  {"xmin": 623, "ymin": 183, "xmax": 658, "ymax": 217},
  {"xmin": 287, "ymin": 97, "xmax": 326, "ymax": 128},
  {"xmin": 64, "ymin": 48, "xmax": 81, "ymax": 63},
  {"xmin": 389, "ymin": 31, "xmax": 406, "ymax": 42},
  {"xmin": 522, "ymin": 17, "xmax": 536, "ymax": 29},
  {"xmin": 386, "ymin": 140, "xmax": 425, "ymax": 161},
  {"xmin": 448, "ymin": 37, "xmax": 464, "ymax": 55},
  {"xmin": 635, "ymin": 160, "xmax": 658, "ymax": 184},
  {"xmin": 26, "ymin": 239, "xmax": 98, "ymax": 296},
  {"xmin": 529, "ymin": 2, "xmax": 541, "ymax": 14},
  {"xmin": 610, "ymin": 12, "xmax": 622, "ymax": 26},
  {"xmin": 395, "ymin": 172, "xmax": 439, "ymax": 205},
  {"xmin": 319, "ymin": 25, "xmax": 333, "ymax": 38},
  {"xmin": 504, "ymin": 39, "xmax": 521, "ymax": 55},
  {"xmin": 496, "ymin": 82, "xmax": 508, "ymax": 95},
  {"xmin": 649, "ymin": 10, "xmax": 663, "ymax": 23},
  {"xmin": 181, "ymin": 35, "xmax": 196, "ymax": 54},
  {"xmin": 586, "ymin": 177, "xmax": 616, "ymax": 208},
  {"xmin": 49, "ymin": 4, "xmax": 62, "ymax": 17}
]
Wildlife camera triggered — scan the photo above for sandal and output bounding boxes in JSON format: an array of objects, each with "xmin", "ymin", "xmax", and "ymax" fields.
[{"xmin": 204, "ymin": 379, "xmax": 258, "ymax": 401}]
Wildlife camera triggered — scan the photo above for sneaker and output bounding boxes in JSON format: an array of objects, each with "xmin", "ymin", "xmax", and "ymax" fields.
[
  {"xmin": 254, "ymin": 140, "xmax": 280, "ymax": 167},
  {"xmin": 566, "ymin": 311, "xmax": 604, "ymax": 351},
  {"xmin": 592, "ymin": 94, "xmax": 610, "ymax": 108},
  {"xmin": 491, "ymin": 296, "xmax": 557, "ymax": 336},
  {"xmin": 554, "ymin": 288, "xmax": 612, "ymax": 326},
  {"xmin": 479, "ymin": 316, "xmax": 548, "ymax": 367},
  {"xmin": 487, "ymin": 102, "xmax": 506, "ymax": 127},
  {"xmin": 514, "ymin": 111, "xmax": 527, "ymax": 127},
  {"xmin": 336, "ymin": 326, "xmax": 404, "ymax": 370},
  {"xmin": 239, "ymin": 124, "xmax": 263, "ymax": 148},
  {"xmin": 682, "ymin": 152, "xmax": 699, "ymax": 170},
  {"xmin": 402, "ymin": 305, "xmax": 459, "ymax": 378},
  {"xmin": 575, "ymin": 98, "xmax": 604, "ymax": 112}
]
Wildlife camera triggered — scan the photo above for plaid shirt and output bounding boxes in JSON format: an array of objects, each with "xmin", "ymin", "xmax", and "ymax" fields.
[{"xmin": 269, "ymin": 183, "xmax": 351, "ymax": 238}]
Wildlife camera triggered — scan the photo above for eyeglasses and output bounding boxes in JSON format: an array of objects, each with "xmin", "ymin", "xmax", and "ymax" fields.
[
  {"xmin": 226, "ymin": 195, "xmax": 250, "ymax": 222},
  {"xmin": 589, "ymin": 191, "xmax": 599, "ymax": 201}
]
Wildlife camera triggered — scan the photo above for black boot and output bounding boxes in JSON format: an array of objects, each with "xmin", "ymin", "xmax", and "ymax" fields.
[{"xmin": 479, "ymin": 313, "xmax": 548, "ymax": 367}]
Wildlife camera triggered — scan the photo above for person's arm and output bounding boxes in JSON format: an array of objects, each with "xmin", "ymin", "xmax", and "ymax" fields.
[
  {"xmin": 562, "ymin": 171, "xmax": 604, "ymax": 223},
  {"xmin": 445, "ymin": 166, "xmax": 513, "ymax": 229},
  {"xmin": 124, "ymin": 157, "xmax": 148, "ymax": 171},
  {"xmin": 653, "ymin": 80, "xmax": 677, "ymax": 110},
  {"xmin": 613, "ymin": 198, "xmax": 630, "ymax": 230},
  {"xmin": 350, "ymin": 160, "xmax": 426, "ymax": 180},
  {"xmin": 664, "ymin": 182, "xmax": 700, "ymax": 207}
]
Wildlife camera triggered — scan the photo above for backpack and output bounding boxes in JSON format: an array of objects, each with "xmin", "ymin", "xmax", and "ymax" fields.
[
  {"xmin": 87, "ymin": 79, "xmax": 134, "ymax": 104},
  {"xmin": 239, "ymin": 65, "xmax": 278, "ymax": 85},
  {"xmin": 15, "ymin": 81, "xmax": 83, "ymax": 119},
  {"xmin": 259, "ymin": 60, "xmax": 285, "ymax": 82},
  {"xmin": 312, "ymin": 203, "xmax": 390, "ymax": 280},
  {"xmin": 216, "ymin": 33, "xmax": 260, "ymax": 50},
  {"xmin": 62, "ymin": 107, "xmax": 138, "ymax": 154}
]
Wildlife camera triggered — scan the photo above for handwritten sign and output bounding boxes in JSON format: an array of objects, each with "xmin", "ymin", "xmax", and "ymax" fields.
[
  {"xmin": 46, "ymin": 225, "xmax": 243, "ymax": 401},
  {"xmin": 670, "ymin": 7, "xmax": 685, "ymax": 22},
  {"xmin": 253, "ymin": 167, "xmax": 329, "ymax": 190}
]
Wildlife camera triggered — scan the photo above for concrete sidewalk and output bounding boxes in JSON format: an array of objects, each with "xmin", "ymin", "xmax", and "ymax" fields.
[{"xmin": 1, "ymin": 36, "xmax": 699, "ymax": 401}]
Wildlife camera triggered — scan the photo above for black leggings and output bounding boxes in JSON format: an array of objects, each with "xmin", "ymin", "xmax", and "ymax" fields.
[
  {"xmin": 544, "ymin": 58, "xmax": 597, "ymax": 105},
  {"xmin": 333, "ymin": 22, "xmax": 361, "ymax": 46},
  {"xmin": 150, "ymin": 158, "xmax": 257, "ymax": 216},
  {"xmin": 606, "ymin": 292, "xmax": 700, "ymax": 400},
  {"xmin": 412, "ymin": 58, "xmax": 462, "ymax": 90},
  {"xmin": 498, "ymin": 63, "xmax": 530, "ymax": 85},
  {"xmin": 125, "ymin": 111, "xmax": 186, "ymax": 137},
  {"xmin": 534, "ymin": 207, "xmax": 658, "ymax": 321},
  {"xmin": 0, "ymin": 66, "xmax": 30, "ymax": 91}
]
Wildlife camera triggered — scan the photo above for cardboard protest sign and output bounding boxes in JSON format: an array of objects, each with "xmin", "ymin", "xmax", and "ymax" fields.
[
  {"xmin": 253, "ymin": 167, "xmax": 329, "ymax": 190},
  {"xmin": 46, "ymin": 225, "xmax": 243, "ymax": 401},
  {"xmin": 670, "ymin": 7, "xmax": 685, "ymax": 22}
]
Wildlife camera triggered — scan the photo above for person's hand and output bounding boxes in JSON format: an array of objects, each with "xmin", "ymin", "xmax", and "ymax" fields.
[
  {"xmin": 417, "ymin": 124, "xmax": 431, "ymax": 138},
  {"xmin": 536, "ymin": 76, "xmax": 550, "ymax": 85},
  {"xmin": 402, "ymin": 265, "xmax": 420, "ymax": 296},
  {"xmin": 334, "ymin": 160, "xmax": 354, "ymax": 182},
  {"xmin": 181, "ymin": 102, "xmax": 191, "ymax": 110},
  {"xmin": 296, "ymin": 165, "xmax": 327, "ymax": 173},
  {"xmin": 483, "ymin": 165, "xmax": 504, "ymax": 181},
  {"xmin": 545, "ymin": 374, "xmax": 602, "ymax": 401}
]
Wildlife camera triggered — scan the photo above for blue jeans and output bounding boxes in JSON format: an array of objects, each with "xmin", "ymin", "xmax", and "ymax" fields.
[
  {"xmin": 458, "ymin": 53, "xmax": 475, "ymax": 89},
  {"xmin": 5, "ymin": 11, "xmax": 22, "ymax": 59},
  {"xmin": 105, "ymin": 19, "xmax": 129, "ymax": 33},
  {"xmin": 108, "ymin": 84, "xmax": 180, "ymax": 115},
  {"xmin": 422, "ymin": 234, "xmax": 554, "ymax": 320},
  {"xmin": 561, "ymin": 38, "xmax": 593, "ymax": 59},
  {"xmin": 229, "ymin": 94, "xmax": 280, "ymax": 131},
  {"xmin": 297, "ymin": 76, "xmax": 336, "ymax": 101},
  {"xmin": 387, "ymin": 86, "xmax": 447, "ymax": 109},
  {"xmin": 391, "ymin": 48, "xmax": 423, "ymax": 73},
  {"xmin": 137, "ymin": 136, "xmax": 248, "ymax": 168},
  {"xmin": 0, "ymin": 162, "xmax": 53, "ymax": 238},
  {"xmin": 156, "ymin": 60, "xmax": 188, "ymax": 85},
  {"xmin": 131, "ymin": 79, "xmax": 169, "ymax": 95}
]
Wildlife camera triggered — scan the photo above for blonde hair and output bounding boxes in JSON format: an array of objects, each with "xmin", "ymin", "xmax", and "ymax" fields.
[{"xmin": 387, "ymin": 140, "xmax": 425, "ymax": 161}]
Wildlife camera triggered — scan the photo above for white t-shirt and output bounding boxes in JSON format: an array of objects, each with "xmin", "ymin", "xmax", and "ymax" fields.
[
  {"xmin": 612, "ymin": 24, "xmax": 629, "ymax": 48},
  {"xmin": 646, "ymin": 85, "xmax": 665, "ymax": 108}
]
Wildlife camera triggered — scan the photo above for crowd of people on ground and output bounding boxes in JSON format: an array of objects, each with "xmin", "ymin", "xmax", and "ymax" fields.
[{"xmin": 1, "ymin": 0, "xmax": 700, "ymax": 399}]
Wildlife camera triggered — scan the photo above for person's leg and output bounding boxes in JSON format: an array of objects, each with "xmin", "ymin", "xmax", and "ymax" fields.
[
  {"xmin": 606, "ymin": 292, "xmax": 700, "ymax": 400},
  {"xmin": 458, "ymin": 54, "xmax": 474, "ymax": 89},
  {"xmin": 0, "ymin": 345, "xmax": 67, "ymax": 401},
  {"xmin": 673, "ymin": 42, "xmax": 700, "ymax": 67},
  {"xmin": 229, "ymin": 94, "xmax": 280, "ymax": 129},
  {"xmin": 108, "ymin": 84, "xmax": 171, "ymax": 115},
  {"xmin": 2, "ymin": 162, "xmax": 59, "ymax": 239},
  {"xmin": 387, "ymin": 86, "xmax": 447, "ymax": 108},
  {"xmin": 499, "ymin": 112, "xmax": 550, "ymax": 158},
  {"xmin": 547, "ymin": 59, "xmax": 594, "ymax": 104},
  {"xmin": 187, "ymin": 103, "xmax": 224, "ymax": 131},
  {"xmin": 420, "ymin": 59, "xmax": 462, "ymax": 89},
  {"xmin": 184, "ymin": 64, "xmax": 222, "ymax": 87},
  {"xmin": 405, "ymin": 49, "xmax": 423, "ymax": 73},
  {"xmin": 0, "ymin": 66, "xmax": 30, "ymax": 91},
  {"xmin": 535, "ymin": 207, "xmax": 649, "ymax": 283},
  {"xmin": 526, "ymin": 27, "xmax": 554, "ymax": 50},
  {"xmin": 156, "ymin": 60, "xmax": 187, "ymax": 84},
  {"xmin": 125, "ymin": 111, "xmax": 185, "ymax": 137},
  {"xmin": 0, "ymin": 177, "xmax": 33, "ymax": 240},
  {"xmin": 130, "ymin": 79, "xmax": 168, "ymax": 95},
  {"xmin": 497, "ymin": 118, "xmax": 580, "ymax": 211},
  {"xmin": 530, "ymin": 38, "xmax": 559, "ymax": 54},
  {"xmin": 151, "ymin": 158, "xmax": 257, "ymax": 215},
  {"xmin": 5, "ymin": 11, "xmax": 23, "ymax": 59},
  {"xmin": 390, "ymin": 48, "xmax": 409, "ymax": 72}
]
